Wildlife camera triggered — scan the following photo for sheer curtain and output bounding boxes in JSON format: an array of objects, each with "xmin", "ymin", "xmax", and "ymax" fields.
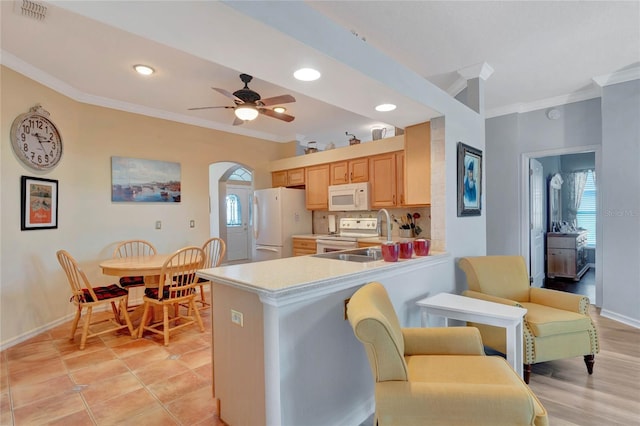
[{"xmin": 561, "ymin": 171, "xmax": 588, "ymax": 226}]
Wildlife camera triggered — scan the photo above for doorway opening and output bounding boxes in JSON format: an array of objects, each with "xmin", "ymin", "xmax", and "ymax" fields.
[
  {"xmin": 521, "ymin": 146, "xmax": 601, "ymax": 306},
  {"xmin": 209, "ymin": 162, "xmax": 254, "ymax": 265}
]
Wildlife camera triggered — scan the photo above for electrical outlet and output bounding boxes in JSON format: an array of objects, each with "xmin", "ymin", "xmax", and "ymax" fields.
[
  {"xmin": 155, "ymin": 220, "xmax": 162, "ymax": 230},
  {"xmin": 231, "ymin": 309, "xmax": 243, "ymax": 327},
  {"xmin": 189, "ymin": 220, "xmax": 195, "ymax": 228}
]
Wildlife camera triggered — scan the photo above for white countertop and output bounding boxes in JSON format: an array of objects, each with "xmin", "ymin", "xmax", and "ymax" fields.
[
  {"xmin": 292, "ymin": 234, "xmax": 423, "ymax": 243},
  {"xmin": 197, "ymin": 251, "xmax": 448, "ymax": 300}
]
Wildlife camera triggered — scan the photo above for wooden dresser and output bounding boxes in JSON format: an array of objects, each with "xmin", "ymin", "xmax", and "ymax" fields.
[{"xmin": 546, "ymin": 231, "xmax": 589, "ymax": 281}]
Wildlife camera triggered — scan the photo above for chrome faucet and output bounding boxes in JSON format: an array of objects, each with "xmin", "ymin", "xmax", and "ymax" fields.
[{"xmin": 376, "ymin": 209, "xmax": 392, "ymax": 242}]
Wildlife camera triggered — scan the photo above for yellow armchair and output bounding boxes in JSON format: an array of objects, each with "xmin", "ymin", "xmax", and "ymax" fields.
[
  {"xmin": 347, "ymin": 282, "xmax": 548, "ymax": 426},
  {"xmin": 459, "ymin": 256, "xmax": 599, "ymax": 383}
]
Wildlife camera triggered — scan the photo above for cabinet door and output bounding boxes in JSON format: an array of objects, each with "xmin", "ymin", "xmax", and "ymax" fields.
[
  {"xmin": 547, "ymin": 248, "xmax": 576, "ymax": 277},
  {"xmin": 404, "ymin": 122, "xmax": 431, "ymax": 205},
  {"xmin": 369, "ymin": 153, "xmax": 397, "ymax": 208},
  {"xmin": 349, "ymin": 158, "xmax": 369, "ymax": 183},
  {"xmin": 395, "ymin": 152, "xmax": 405, "ymax": 206},
  {"xmin": 287, "ymin": 168, "xmax": 305, "ymax": 186},
  {"xmin": 305, "ymin": 164, "xmax": 330, "ymax": 210},
  {"xmin": 272, "ymin": 171, "xmax": 288, "ymax": 188},
  {"xmin": 330, "ymin": 161, "xmax": 349, "ymax": 185},
  {"xmin": 293, "ymin": 238, "xmax": 317, "ymax": 256}
]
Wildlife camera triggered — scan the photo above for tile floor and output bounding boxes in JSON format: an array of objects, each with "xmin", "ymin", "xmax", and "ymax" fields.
[{"xmin": 1, "ymin": 303, "xmax": 224, "ymax": 425}]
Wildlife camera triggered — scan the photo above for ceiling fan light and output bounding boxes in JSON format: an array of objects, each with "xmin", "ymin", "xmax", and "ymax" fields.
[
  {"xmin": 133, "ymin": 64, "xmax": 155, "ymax": 76},
  {"xmin": 375, "ymin": 103, "xmax": 396, "ymax": 112},
  {"xmin": 273, "ymin": 107, "xmax": 286, "ymax": 113},
  {"xmin": 294, "ymin": 68, "xmax": 321, "ymax": 81},
  {"xmin": 235, "ymin": 106, "xmax": 259, "ymax": 121}
]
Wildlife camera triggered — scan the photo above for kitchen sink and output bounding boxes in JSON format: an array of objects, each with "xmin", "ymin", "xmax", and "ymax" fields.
[{"xmin": 313, "ymin": 247, "xmax": 383, "ymax": 262}]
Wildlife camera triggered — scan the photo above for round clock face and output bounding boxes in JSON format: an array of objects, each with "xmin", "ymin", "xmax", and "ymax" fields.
[{"xmin": 11, "ymin": 111, "xmax": 63, "ymax": 171}]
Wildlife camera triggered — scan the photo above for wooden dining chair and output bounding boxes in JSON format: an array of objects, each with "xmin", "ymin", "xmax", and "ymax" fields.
[
  {"xmin": 113, "ymin": 239, "xmax": 157, "ymax": 309},
  {"xmin": 193, "ymin": 237, "xmax": 227, "ymax": 310},
  {"xmin": 138, "ymin": 246, "xmax": 205, "ymax": 346},
  {"xmin": 57, "ymin": 250, "xmax": 135, "ymax": 349}
]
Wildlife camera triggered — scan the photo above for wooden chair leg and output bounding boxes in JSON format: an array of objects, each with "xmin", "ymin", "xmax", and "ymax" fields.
[
  {"xmin": 80, "ymin": 306, "xmax": 93, "ymax": 350},
  {"xmin": 163, "ymin": 305, "xmax": 170, "ymax": 346},
  {"xmin": 138, "ymin": 303, "xmax": 151, "ymax": 338},
  {"xmin": 120, "ymin": 299, "xmax": 136, "ymax": 338},
  {"xmin": 193, "ymin": 299, "xmax": 205, "ymax": 332},
  {"xmin": 584, "ymin": 354, "xmax": 595, "ymax": 374},
  {"xmin": 523, "ymin": 364, "xmax": 532, "ymax": 384},
  {"xmin": 70, "ymin": 306, "xmax": 82, "ymax": 340}
]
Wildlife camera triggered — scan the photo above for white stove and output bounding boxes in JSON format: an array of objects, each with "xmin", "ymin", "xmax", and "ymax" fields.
[{"xmin": 316, "ymin": 218, "xmax": 378, "ymax": 253}]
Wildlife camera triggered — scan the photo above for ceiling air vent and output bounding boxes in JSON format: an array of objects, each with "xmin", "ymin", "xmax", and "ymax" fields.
[{"xmin": 17, "ymin": 0, "xmax": 47, "ymax": 21}]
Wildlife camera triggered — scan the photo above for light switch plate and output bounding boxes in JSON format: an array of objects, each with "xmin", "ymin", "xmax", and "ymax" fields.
[
  {"xmin": 189, "ymin": 220, "xmax": 195, "ymax": 228},
  {"xmin": 155, "ymin": 220, "xmax": 162, "ymax": 230},
  {"xmin": 231, "ymin": 309, "xmax": 243, "ymax": 327}
]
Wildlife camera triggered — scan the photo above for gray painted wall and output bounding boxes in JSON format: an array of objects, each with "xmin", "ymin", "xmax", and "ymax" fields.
[
  {"xmin": 600, "ymin": 79, "xmax": 640, "ymax": 325},
  {"xmin": 487, "ymin": 89, "xmax": 640, "ymax": 326}
]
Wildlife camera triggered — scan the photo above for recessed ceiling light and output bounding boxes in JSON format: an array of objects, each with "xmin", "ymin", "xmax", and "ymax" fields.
[
  {"xmin": 375, "ymin": 103, "xmax": 396, "ymax": 112},
  {"xmin": 273, "ymin": 107, "xmax": 286, "ymax": 113},
  {"xmin": 294, "ymin": 68, "xmax": 321, "ymax": 81},
  {"xmin": 133, "ymin": 64, "xmax": 155, "ymax": 76}
]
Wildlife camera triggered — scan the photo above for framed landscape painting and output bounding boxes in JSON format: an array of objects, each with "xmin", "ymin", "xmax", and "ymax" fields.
[
  {"xmin": 111, "ymin": 156, "xmax": 181, "ymax": 203},
  {"xmin": 457, "ymin": 142, "xmax": 482, "ymax": 217},
  {"xmin": 21, "ymin": 176, "xmax": 58, "ymax": 230}
]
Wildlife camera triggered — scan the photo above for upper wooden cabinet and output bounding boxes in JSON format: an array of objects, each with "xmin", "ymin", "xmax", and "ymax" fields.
[
  {"xmin": 272, "ymin": 168, "xmax": 305, "ymax": 188},
  {"xmin": 404, "ymin": 122, "xmax": 431, "ymax": 205},
  {"xmin": 305, "ymin": 164, "xmax": 330, "ymax": 210},
  {"xmin": 330, "ymin": 158, "xmax": 369, "ymax": 185},
  {"xmin": 369, "ymin": 153, "xmax": 398, "ymax": 208}
]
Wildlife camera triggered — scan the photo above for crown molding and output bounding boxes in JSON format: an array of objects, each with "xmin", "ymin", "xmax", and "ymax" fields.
[
  {"xmin": 447, "ymin": 62, "xmax": 494, "ymax": 97},
  {"xmin": 0, "ymin": 50, "xmax": 288, "ymax": 142},
  {"xmin": 592, "ymin": 66, "xmax": 640, "ymax": 87},
  {"xmin": 485, "ymin": 85, "xmax": 602, "ymax": 119}
]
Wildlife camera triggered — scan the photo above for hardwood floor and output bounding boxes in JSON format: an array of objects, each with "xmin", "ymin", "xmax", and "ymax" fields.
[{"xmin": 528, "ymin": 306, "xmax": 640, "ymax": 425}]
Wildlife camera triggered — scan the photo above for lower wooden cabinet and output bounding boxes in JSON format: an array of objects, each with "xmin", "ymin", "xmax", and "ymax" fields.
[
  {"xmin": 357, "ymin": 241, "xmax": 381, "ymax": 248},
  {"xmin": 293, "ymin": 238, "xmax": 317, "ymax": 256}
]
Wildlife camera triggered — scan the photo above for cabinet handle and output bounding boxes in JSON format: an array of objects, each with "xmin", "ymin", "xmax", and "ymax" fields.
[
  {"xmin": 344, "ymin": 173, "xmax": 347, "ymax": 182},
  {"xmin": 393, "ymin": 195, "xmax": 396, "ymax": 204},
  {"xmin": 350, "ymin": 172, "xmax": 353, "ymax": 181}
]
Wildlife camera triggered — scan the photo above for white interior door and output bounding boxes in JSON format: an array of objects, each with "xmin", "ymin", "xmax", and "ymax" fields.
[
  {"xmin": 226, "ymin": 185, "xmax": 251, "ymax": 262},
  {"xmin": 530, "ymin": 159, "xmax": 545, "ymax": 287}
]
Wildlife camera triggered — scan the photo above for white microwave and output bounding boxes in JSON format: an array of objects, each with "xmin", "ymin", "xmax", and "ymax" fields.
[{"xmin": 328, "ymin": 182, "xmax": 370, "ymax": 211}]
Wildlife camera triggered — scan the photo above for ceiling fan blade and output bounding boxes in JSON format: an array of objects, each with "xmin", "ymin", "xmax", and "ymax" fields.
[
  {"xmin": 232, "ymin": 117, "xmax": 244, "ymax": 126},
  {"xmin": 213, "ymin": 87, "xmax": 244, "ymax": 104},
  {"xmin": 259, "ymin": 108, "xmax": 295, "ymax": 122},
  {"xmin": 258, "ymin": 94, "xmax": 296, "ymax": 106},
  {"xmin": 188, "ymin": 106, "xmax": 234, "ymax": 111}
]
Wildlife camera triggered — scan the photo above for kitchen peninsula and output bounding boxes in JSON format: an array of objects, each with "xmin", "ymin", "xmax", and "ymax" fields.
[{"xmin": 197, "ymin": 251, "xmax": 453, "ymax": 426}]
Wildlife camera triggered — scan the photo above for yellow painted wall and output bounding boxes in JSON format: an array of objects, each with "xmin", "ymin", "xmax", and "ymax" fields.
[{"xmin": 0, "ymin": 66, "xmax": 288, "ymax": 347}]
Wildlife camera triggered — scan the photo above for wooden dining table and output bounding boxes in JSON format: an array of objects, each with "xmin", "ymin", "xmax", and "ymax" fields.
[
  {"xmin": 99, "ymin": 254, "xmax": 171, "ymax": 286},
  {"xmin": 99, "ymin": 254, "xmax": 172, "ymax": 325}
]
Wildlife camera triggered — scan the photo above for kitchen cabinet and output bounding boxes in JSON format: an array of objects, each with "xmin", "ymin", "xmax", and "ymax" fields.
[
  {"xmin": 404, "ymin": 122, "xmax": 431, "ymax": 205},
  {"xmin": 330, "ymin": 158, "xmax": 369, "ymax": 185},
  {"xmin": 546, "ymin": 231, "xmax": 589, "ymax": 280},
  {"xmin": 272, "ymin": 168, "xmax": 305, "ymax": 188},
  {"xmin": 305, "ymin": 164, "xmax": 330, "ymax": 210},
  {"xmin": 396, "ymin": 151, "xmax": 405, "ymax": 206},
  {"xmin": 357, "ymin": 241, "xmax": 381, "ymax": 248},
  {"xmin": 293, "ymin": 238, "xmax": 317, "ymax": 256},
  {"xmin": 369, "ymin": 152, "xmax": 400, "ymax": 208}
]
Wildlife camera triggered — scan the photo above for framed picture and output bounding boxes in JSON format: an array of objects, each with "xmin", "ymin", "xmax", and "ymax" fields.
[
  {"xmin": 457, "ymin": 142, "xmax": 482, "ymax": 217},
  {"xmin": 111, "ymin": 156, "xmax": 181, "ymax": 203},
  {"xmin": 21, "ymin": 176, "xmax": 58, "ymax": 230}
]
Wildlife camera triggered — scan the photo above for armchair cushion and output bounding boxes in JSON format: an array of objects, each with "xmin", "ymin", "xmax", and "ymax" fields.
[
  {"xmin": 402, "ymin": 327, "xmax": 485, "ymax": 356},
  {"xmin": 530, "ymin": 287, "xmax": 590, "ymax": 314},
  {"xmin": 521, "ymin": 303, "xmax": 594, "ymax": 337}
]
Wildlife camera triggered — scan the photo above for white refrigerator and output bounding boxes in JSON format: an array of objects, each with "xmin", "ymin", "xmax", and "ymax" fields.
[{"xmin": 253, "ymin": 187, "xmax": 312, "ymax": 261}]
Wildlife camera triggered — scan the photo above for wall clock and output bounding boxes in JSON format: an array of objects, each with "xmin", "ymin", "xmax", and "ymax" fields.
[{"xmin": 10, "ymin": 104, "xmax": 63, "ymax": 171}]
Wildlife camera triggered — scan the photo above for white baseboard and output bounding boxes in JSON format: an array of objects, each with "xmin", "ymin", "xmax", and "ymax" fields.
[
  {"xmin": 600, "ymin": 309, "xmax": 640, "ymax": 329},
  {"xmin": 0, "ymin": 312, "xmax": 77, "ymax": 352}
]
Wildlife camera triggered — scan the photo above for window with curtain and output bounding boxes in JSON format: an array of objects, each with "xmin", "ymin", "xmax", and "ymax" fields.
[
  {"xmin": 226, "ymin": 194, "xmax": 242, "ymax": 226},
  {"xmin": 576, "ymin": 170, "xmax": 596, "ymax": 246}
]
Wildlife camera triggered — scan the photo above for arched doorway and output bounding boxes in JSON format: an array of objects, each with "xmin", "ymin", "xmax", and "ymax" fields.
[{"xmin": 209, "ymin": 162, "xmax": 254, "ymax": 264}]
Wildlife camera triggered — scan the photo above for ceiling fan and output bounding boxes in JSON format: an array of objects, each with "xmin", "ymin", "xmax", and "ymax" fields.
[{"xmin": 189, "ymin": 73, "xmax": 296, "ymax": 125}]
